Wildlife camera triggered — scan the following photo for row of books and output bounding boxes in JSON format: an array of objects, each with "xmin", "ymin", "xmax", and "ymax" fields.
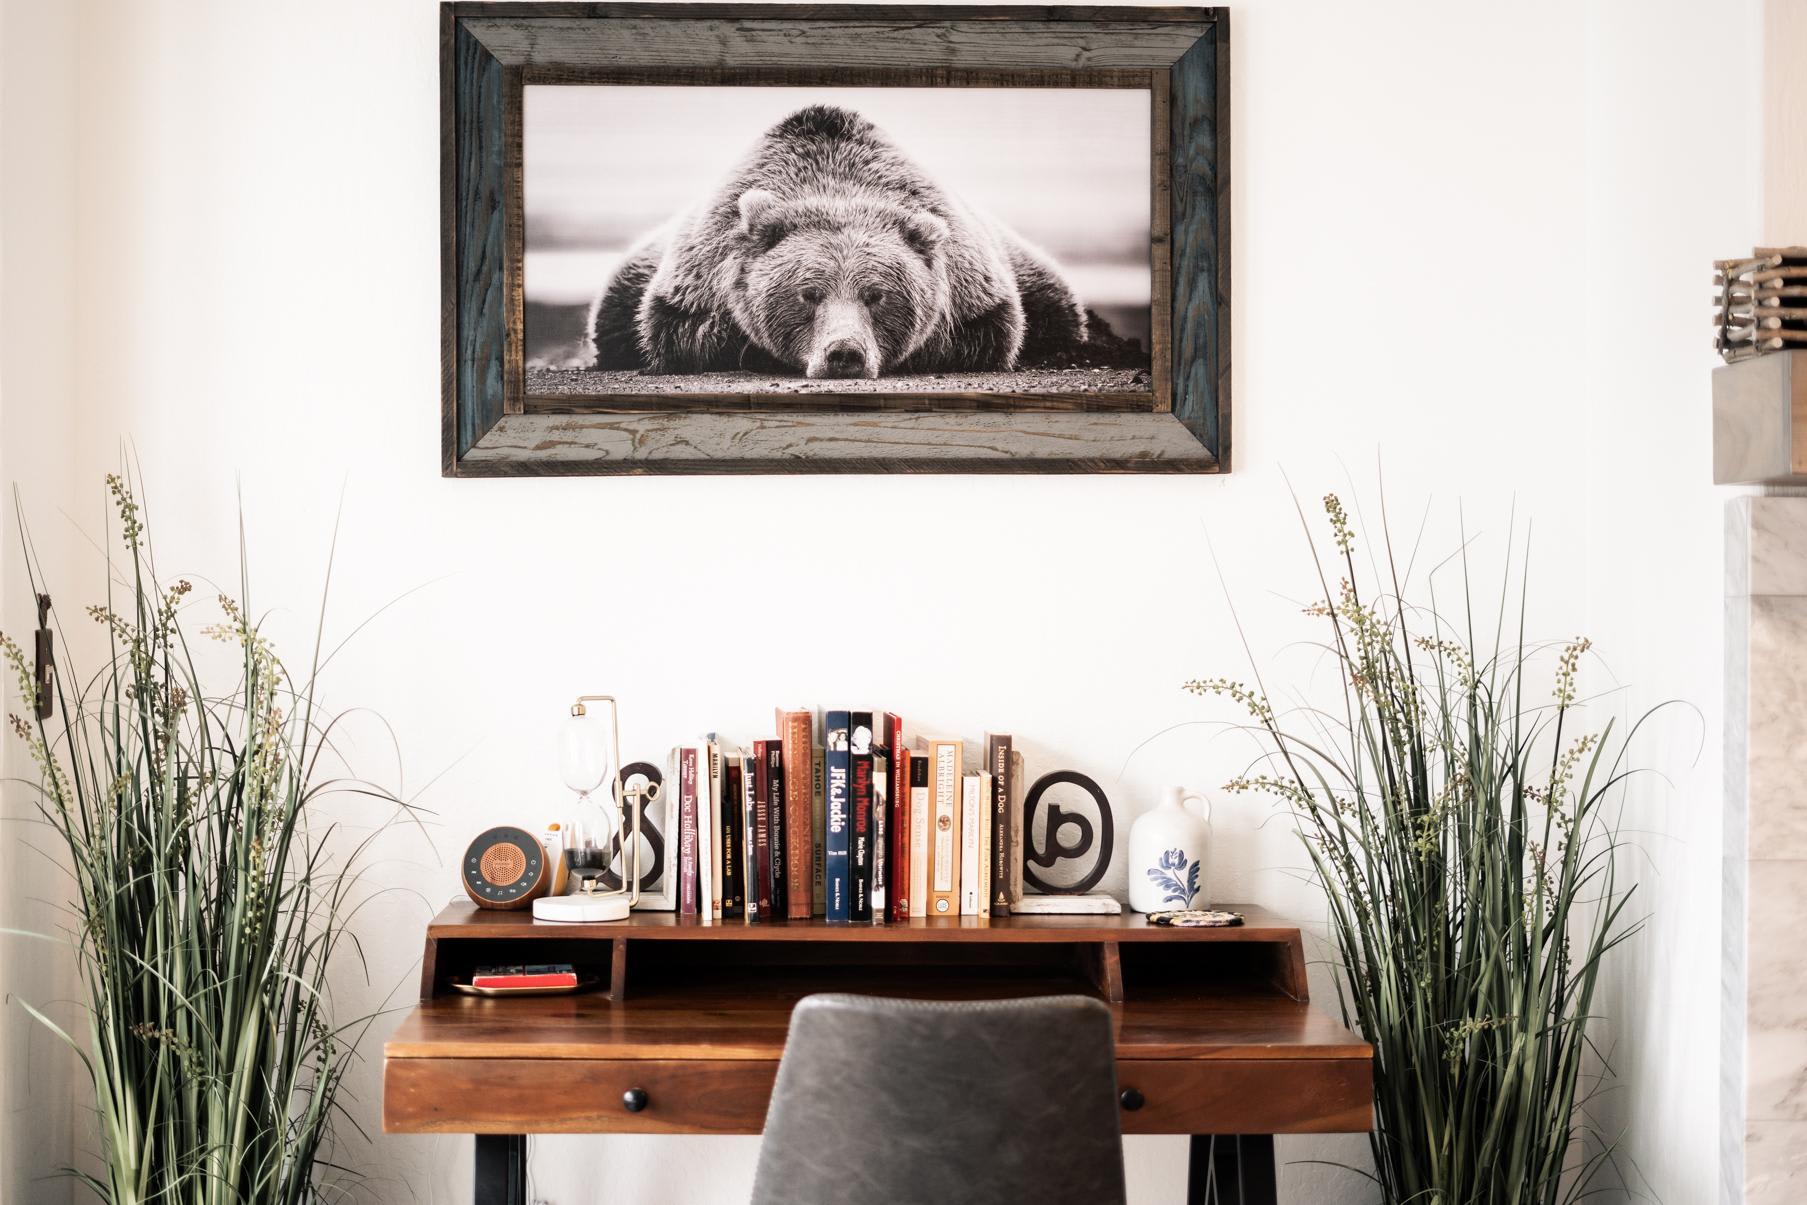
[{"xmin": 672, "ymin": 709, "xmax": 1025, "ymax": 923}]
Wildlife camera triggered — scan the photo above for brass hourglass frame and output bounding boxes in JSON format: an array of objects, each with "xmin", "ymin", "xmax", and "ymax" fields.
[{"xmin": 569, "ymin": 694, "xmax": 656, "ymax": 908}]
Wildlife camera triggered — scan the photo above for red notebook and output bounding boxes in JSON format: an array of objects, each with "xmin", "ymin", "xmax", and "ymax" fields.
[{"xmin": 471, "ymin": 964, "xmax": 578, "ymax": 990}]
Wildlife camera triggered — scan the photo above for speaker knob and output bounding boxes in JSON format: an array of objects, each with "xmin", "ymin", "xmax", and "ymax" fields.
[
  {"xmin": 1119, "ymin": 1087, "xmax": 1145, "ymax": 1112},
  {"xmin": 622, "ymin": 1087, "xmax": 648, "ymax": 1113}
]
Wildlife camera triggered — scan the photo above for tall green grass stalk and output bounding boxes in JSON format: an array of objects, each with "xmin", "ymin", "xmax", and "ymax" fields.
[
  {"xmin": 2, "ymin": 474, "xmax": 402, "ymax": 1204},
  {"xmin": 1191, "ymin": 494, "xmax": 1640, "ymax": 1205}
]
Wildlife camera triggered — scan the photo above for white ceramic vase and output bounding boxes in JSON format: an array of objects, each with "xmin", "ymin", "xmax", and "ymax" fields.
[{"xmin": 1128, "ymin": 786, "xmax": 1211, "ymax": 913}]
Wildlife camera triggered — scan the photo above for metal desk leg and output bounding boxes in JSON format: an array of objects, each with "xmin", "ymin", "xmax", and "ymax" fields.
[
  {"xmin": 1186, "ymin": 1135, "xmax": 1278, "ymax": 1205},
  {"xmin": 475, "ymin": 1134, "xmax": 527, "ymax": 1205}
]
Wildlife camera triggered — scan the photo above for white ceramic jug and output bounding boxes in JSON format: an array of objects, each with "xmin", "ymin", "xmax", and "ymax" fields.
[{"xmin": 1128, "ymin": 786, "xmax": 1211, "ymax": 913}]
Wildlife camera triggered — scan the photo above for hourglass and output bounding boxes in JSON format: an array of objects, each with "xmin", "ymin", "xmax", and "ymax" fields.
[
  {"xmin": 559, "ymin": 704, "xmax": 612, "ymax": 876},
  {"xmin": 532, "ymin": 695, "xmax": 641, "ymax": 923}
]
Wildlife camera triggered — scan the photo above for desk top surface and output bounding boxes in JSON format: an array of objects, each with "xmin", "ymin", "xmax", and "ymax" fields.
[
  {"xmin": 422, "ymin": 900, "xmax": 1307, "ymax": 942},
  {"xmin": 386, "ymin": 979, "xmax": 1369, "ymax": 1062}
]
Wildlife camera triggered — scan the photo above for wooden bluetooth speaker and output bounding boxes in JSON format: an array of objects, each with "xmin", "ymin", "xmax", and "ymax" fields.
[{"xmin": 461, "ymin": 826, "xmax": 554, "ymax": 910}]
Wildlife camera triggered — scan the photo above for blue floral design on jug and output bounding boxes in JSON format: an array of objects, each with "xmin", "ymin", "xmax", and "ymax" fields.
[{"xmin": 1146, "ymin": 848, "xmax": 1200, "ymax": 907}]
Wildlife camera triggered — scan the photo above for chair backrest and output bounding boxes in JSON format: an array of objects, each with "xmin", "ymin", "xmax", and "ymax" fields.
[{"xmin": 750, "ymin": 993, "xmax": 1126, "ymax": 1205}]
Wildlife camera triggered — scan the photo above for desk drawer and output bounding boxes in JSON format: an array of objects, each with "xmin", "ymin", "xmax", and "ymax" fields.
[
  {"xmin": 387, "ymin": 1055, "xmax": 1373, "ymax": 1137},
  {"xmin": 385, "ymin": 1058, "xmax": 777, "ymax": 1135},
  {"xmin": 1115, "ymin": 1059, "xmax": 1373, "ymax": 1135}
]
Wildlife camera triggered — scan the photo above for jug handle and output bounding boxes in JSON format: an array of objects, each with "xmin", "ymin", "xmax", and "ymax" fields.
[{"xmin": 1181, "ymin": 790, "xmax": 1212, "ymax": 827}]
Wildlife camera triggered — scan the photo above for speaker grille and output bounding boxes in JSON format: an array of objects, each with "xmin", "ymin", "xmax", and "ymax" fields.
[{"xmin": 480, "ymin": 843, "xmax": 526, "ymax": 885}]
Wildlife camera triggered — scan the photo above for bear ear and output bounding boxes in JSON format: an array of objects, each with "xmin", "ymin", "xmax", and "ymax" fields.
[
  {"xmin": 901, "ymin": 211, "xmax": 949, "ymax": 257},
  {"xmin": 737, "ymin": 189, "xmax": 782, "ymax": 241}
]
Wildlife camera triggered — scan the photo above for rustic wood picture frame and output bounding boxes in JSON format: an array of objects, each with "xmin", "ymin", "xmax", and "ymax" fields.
[{"xmin": 441, "ymin": 3, "xmax": 1229, "ymax": 475}]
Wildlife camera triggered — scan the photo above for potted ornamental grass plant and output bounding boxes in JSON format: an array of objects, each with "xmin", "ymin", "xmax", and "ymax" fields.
[
  {"xmin": 1191, "ymin": 494, "xmax": 1642, "ymax": 1205},
  {"xmin": 1, "ymin": 474, "xmax": 407, "ymax": 1204}
]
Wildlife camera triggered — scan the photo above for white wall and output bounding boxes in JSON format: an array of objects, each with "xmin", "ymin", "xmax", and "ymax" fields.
[
  {"xmin": 1764, "ymin": 0, "xmax": 1807, "ymax": 241},
  {"xmin": 0, "ymin": 0, "xmax": 1756, "ymax": 1201},
  {"xmin": 1590, "ymin": 9, "xmax": 1756, "ymax": 1205},
  {"xmin": 0, "ymin": 2, "xmax": 82, "ymax": 1201},
  {"xmin": 1583, "ymin": 5, "xmax": 1760, "ymax": 1204}
]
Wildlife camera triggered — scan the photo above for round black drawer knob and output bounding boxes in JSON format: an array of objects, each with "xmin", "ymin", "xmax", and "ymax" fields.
[
  {"xmin": 1119, "ymin": 1088, "xmax": 1145, "ymax": 1112},
  {"xmin": 622, "ymin": 1087, "xmax": 649, "ymax": 1113}
]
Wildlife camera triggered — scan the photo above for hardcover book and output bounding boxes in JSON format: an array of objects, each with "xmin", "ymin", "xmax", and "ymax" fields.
[
  {"xmin": 848, "ymin": 712, "xmax": 875, "ymax": 923},
  {"xmin": 776, "ymin": 708, "xmax": 815, "ymax": 918},
  {"xmin": 752, "ymin": 739, "xmax": 774, "ymax": 920},
  {"xmin": 707, "ymin": 742, "xmax": 725, "ymax": 919},
  {"xmin": 871, "ymin": 743, "xmax": 889, "ymax": 920},
  {"xmin": 812, "ymin": 742, "xmax": 827, "ymax": 917},
  {"xmin": 824, "ymin": 711, "xmax": 852, "ymax": 923},
  {"xmin": 696, "ymin": 743, "xmax": 717, "ymax": 923},
  {"xmin": 678, "ymin": 746, "xmax": 699, "ymax": 916},
  {"xmin": 767, "ymin": 740, "xmax": 788, "ymax": 917},
  {"xmin": 960, "ymin": 771, "xmax": 984, "ymax": 916},
  {"xmin": 1008, "ymin": 749, "xmax": 1026, "ymax": 905},
  {"xmin": 742, "ymin": 754, "xmax": 759, "ymax": 922},
  {"xmin": 977, "ymin": 771, "xmax": 993, "ymax": 918},
  {"xmin": 926, "ymin": 738, "xmax": 962, "ymax": 917},
  {"xmin": 908, "ymin": 753, "xmax": 930, "ymax": 919},
  {"xmin": 890, "ymin": 749, "xmax": 910, "ymax": 921},
  {"xmin": 886, "ymin": 715, "xmax": 908, "ymax": 921},
  {"xmin": 721, "ymin": 756, "xmax": 745, "ymax": 919},
  {"xmin": 985, "ymin": 733, "xmax": 1013, "ymax": 916}
]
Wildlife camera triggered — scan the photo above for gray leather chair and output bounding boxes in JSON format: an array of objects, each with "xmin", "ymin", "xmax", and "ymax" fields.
[{"xmin": 750, "ymin": 994, "xmax": 1127, "ymax": 1205}]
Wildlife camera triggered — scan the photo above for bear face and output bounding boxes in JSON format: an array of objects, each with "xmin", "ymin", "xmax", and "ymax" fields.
[{"xmin": 726, "ymin": 188, "xmax": 954, "ymax": 379}]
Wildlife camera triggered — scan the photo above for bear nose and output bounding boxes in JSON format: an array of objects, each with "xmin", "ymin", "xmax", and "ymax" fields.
[{"xmin": 823, "ymin": 342, "xmax": 867, "ymax": 378}]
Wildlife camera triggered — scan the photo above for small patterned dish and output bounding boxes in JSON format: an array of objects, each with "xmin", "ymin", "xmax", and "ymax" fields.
[{"xmin": 1145, "ymin": 909, "xmax": 1244, "ymax": 928}]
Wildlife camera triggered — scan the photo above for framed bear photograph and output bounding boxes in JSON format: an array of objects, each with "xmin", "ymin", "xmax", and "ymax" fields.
[{"xmin": 441, "ymin": 4, "xmax": 1228, "ymax": 475}]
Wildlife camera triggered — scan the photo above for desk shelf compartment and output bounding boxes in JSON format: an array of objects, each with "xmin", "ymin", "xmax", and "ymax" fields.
[{"xmin": 417, "ymin": 906, "xmax": 1313, "ymax": 1008}]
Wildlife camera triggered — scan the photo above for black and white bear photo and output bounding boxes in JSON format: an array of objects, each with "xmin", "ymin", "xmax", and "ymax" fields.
[{"xmin": 523, "ymin": 86, "xmax": 1152, "ymax": 396}]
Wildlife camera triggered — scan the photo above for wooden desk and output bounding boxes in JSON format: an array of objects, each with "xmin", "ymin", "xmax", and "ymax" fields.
[{"xmin": 383, "ymin": 904, "xmax": 1373, "ymax": 1204}]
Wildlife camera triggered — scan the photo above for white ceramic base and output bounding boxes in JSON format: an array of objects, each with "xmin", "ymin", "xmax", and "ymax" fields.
[
  {"xmin": 1011, "ymin": 893, "xmax": 1123, "ymax": 915},
  {"xmin": 533, "ymin": 894, "xmax": 631, "ymax": 923}
]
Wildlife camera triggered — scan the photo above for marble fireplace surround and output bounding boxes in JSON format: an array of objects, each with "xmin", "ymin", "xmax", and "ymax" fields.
[{"xmin": 1725, "ymin": 497, "xmax": 1807, "ymax": 1201}]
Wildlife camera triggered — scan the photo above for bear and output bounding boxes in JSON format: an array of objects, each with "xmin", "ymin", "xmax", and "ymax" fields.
[{"xmin": 585, "ymin": 104, "xmax": 1087, "ymax": 380}]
